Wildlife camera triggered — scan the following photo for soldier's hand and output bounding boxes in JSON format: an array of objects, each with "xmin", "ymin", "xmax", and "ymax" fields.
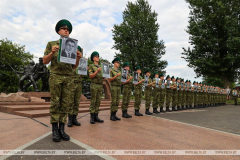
[
  {"xmin": 141, "ymin": 79, "xmax": 144, "ymax": 82},
  {"xmin": 130, "ymin": 76, "xmax": 133, "ymax": 80},
  {"xmin": 117, "ymin": 73, "xmax": 121, "ymax": 77},
  {"xmin": 76, "ymin": 50, "xmax": 82, "ymax": 59},
  {"xmin": 51, "ymin": 46, "xmax": 59, "ymax": 53},
  {"xmin": 97, "ymin": 67, "xmax": 102, "ymax": 72}
]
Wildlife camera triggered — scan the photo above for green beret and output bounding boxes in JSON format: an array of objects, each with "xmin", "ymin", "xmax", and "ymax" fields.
[
  {"xmin": 159, "ymin": 73, "xmax": 164, "ymax": 77},
  {"xmin": 55, "ymin": 19, "xmax": 72, "ymax": 34},
  {"xmin": 123, "ymin": 62, "xmax": 129, "ymax": 68},
  {"xmin": 165, "ymin": 75, "xmax": 170, "ymax": 80},
  {"xmin": 153, "ymin": 71, "xmax": 159, "ymax": 77},
  {"xmin": 136, "ymin": 66, "xmax": 141, "ymax": 70},
  {"xmin": 181, "ymin": 79, "xmax": 184, "ymax": 82},
  {"xmin": 91, "ymin": 51, "xmax": 99, "ymax": 61},
  {"xmin": 189, "ymin": 80, "xmax": 191, "ymax": 83},
  {"xmin": 112, "ymin": 57, "xmax": 121, "ymax": 64},
  {"xmin": 199, "ymin": 82, "xmax": 202, "ymax": 84},
  {"xmin": 77, "ymin": 46, "xmax": 82, "ymax": 52},
  {"xmin": 176, "ymin": 77, "xmax": 179, "ymax": 80},
  {"xmin": 185, "ymin": 80, "xmax": 188, "ymax": 83},
  {"xmin": 193, "ymin": 81, "xmax": 196, "ymax": 84},
  {"xmin": 145, "ymin": 69, "xmax": 151, "ymax": 74},
  {"xmin": 171, "ymin": 76, "xmax": 175, "ymax": 80}
]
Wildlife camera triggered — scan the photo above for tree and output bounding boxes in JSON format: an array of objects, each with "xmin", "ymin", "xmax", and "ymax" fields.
[
  {"xmin": 182, "ymin": 0, "xmax": 240, "ymax": 88},
  {"xmin": 112, "ymin": 0, "xmax": 167, "ymax": 73},
  {"xmin": 0, "ymin": 38, "xmax": 33, "ymax": 93}
]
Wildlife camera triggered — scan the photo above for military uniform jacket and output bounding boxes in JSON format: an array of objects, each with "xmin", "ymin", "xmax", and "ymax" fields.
[
  {"xmin": 72, "ymin": 68, "xmax": 82, "ymax": 83},
  {"xmin": 145, "ymin": 78, "xmax": 152, "ymax": 90},
  {"xmin": 88, "ymin": 64, "xmax": 103, "ymax": 84},
  {"xmin": 171, "ymin": 82, "xmax": 177, "ymax": 91},
  {"xmin": 44, "ymin": 40, "xmax": 73, "ymax": 75},
  {"xmin": 110, "ymin": 68, "xmax": 121, "ymax": 86},
  {"xmin": 123, "ymin": 73, "xmax": 133, "ymax": 88},
  {"xmin": 135, "ymin": 75, "xmax": 143, "ymax": 89}
]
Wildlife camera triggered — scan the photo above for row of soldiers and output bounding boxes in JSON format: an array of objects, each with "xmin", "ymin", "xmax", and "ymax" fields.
[{"xmin": 43, "ymin": 19, "xmax": 231, "ymax": 143}]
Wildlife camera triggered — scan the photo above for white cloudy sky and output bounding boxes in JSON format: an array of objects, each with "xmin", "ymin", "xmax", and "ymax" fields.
[{"xmin": 0, "ymin": 0, "xmax": 202, "ymax": 82}]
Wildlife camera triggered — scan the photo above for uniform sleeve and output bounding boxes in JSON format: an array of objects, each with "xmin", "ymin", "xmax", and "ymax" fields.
[
  {"xmin": 44, "ymin": 42, "xmax": 52, "ymax": 56},
  {"xmin": 110, "ymin": 69, "xmax": 114, "ymax": 78},
  {"xmin": 88, "ymin": 65, "xmax": 94, "ymax": 74}
]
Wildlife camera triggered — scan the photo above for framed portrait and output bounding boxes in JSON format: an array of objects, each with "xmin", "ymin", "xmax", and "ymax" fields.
[
  {"xmin": 78, "ymin": 58, "xmax": 88, "ymax": 75},
  {"xmin": 121, "ymin": 68, "xmax": 128, "ymax": 83},
  {"xmin": 155, "ymin": 78, "xmax": 160, "ymax": 88},
  {"xmin": 101, "ymin": 62, "xmax": 110, "ymax": 78},
  {"xmin": 133, "ymin": 72, "xmax": 138, "ymax": 84},
  {"xmin": 144, "ymin": 75, "xmax": 149, "ymax": 86},
  {"xmin": 58, "ymin": 37, "xmax": 78, "ymax": 65}
]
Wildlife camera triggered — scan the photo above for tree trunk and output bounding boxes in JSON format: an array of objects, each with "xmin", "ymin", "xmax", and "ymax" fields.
[{"xmin": 223, "ymin": 76, "xmax": 231, "ymax": 88}]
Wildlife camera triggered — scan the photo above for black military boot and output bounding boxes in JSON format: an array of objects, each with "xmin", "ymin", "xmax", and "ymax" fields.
[
  {"xmin": 153, "ymin": 108, "xmax": 158, "ymax": 114},
  {"xmin": 59, "ymin": 122, "xmax": 70, "ymax": 141},
  {"xmin": 110, "ymin": 112, "xmax": 116, "ymax": 121},
  {"xmin": 177, "ymin": 106, "xmax": 181, "ymax": 110},
  {"xmin": 95, "ymin": 113, "xmax": 104, "ymax": 123},
  {"xmin": 114, "ymin": 112, "xmax": 121, "ymax": 120},
  {"xmin": 126, "ymin": 110, "xmax": 132, "ymax": 118},
  {"xmin": 72, "ymin": 115, "xmax": 81, "ymax": 126},
  {"xmin": 166, "ymin": 107, "xmax": 172, "ymax": 112},
  {"xmin": 52, "ymin": 123, "xmax": 61, "ymax": 142},
  {"xmin": 135, "ymin": 109, "xmax": 143, "ymax": 116},
  {"xmin": 172, "ymin": 106, "xmax": 178, "ymax": 111},
  {"xmin": 90, "ymin": 113, "xmax": 95, "ymax": 124},
  {"xmin": 122, "ymin": 110, "xmax": 129, "ymax": 118},
  {"xmin": 181, "ymin": 106, "xmax": 185, "ymax": 110},
  {"xmin": 190, "ymin": 105, "xmax": 194, "ymax": 109},
  {"xmin": 67, "ymin": 115, "xmax": 73, "ymax": 127},
  {"xmin": 160, "ymin": 107, "xmax": 166, "ymax": 113},
  {"xmin": 145, "ymin": 109, "xmax": 153, "ymax": 115},
  {"xmin": 186, "ymin": 105, "xmax": 189, "ymax": 109}
]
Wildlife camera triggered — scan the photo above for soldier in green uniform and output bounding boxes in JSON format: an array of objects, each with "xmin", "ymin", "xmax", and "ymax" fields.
[
  {"xmin": 109, "ymin": 57, "xmax": 122, "ymax": 121},
  {"xmin": 134, "ymin": 66, "xmax": 144, "ymax": 116},
  {"xmin": 189, "ymin": 80, "xmax": 194, "ymax": 109},
  {"xmin": 165, "ymin": 75, "xmax": 172, "ymax": 112},
  {"xmin": 171, "ymin": 76, "xmax": 178, "ymax": 111},
  {"xmin": 43, "ymin": 19, "xmax": 82, "ymax": 142},
  {"xmin": 88, "ymin": 51, "xmax": 104, "ymax": 124},
  {"xmin": 232, "ymin": 88, "xmax": 238, "ymax": 105},
  {"xmin": 144, "ymin": 69, "xmax": 155, "ymax": 115},
  {"xmin": 177, "ymin": 77, "xmax": 182, "ymax": 110},
  {"xmin": 152, "ymin": 71, "xmax": 161, "ymax": 113},
  {"xmin": 185, "ymin": 80, "xmax": 190, "ymax": 109},
  {"xmin": 68, "ymin": 46, "xmax": 83, "ymax": 127},
  {"xmin": 181, "ymin": 79, "xmax": 187, "ymax": 110},
  {"xmin": 199, "ymin": 82, "xmax": 203, "ymax": 108},
  {"xmin": 159, "ymin": 73, "xmax": 166, "ymax": 113},
  {"xmin": 121, "ymin": 62, "xmax": 133, "ymax": 118}
]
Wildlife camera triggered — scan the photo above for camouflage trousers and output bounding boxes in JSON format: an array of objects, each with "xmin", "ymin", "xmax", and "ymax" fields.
[
  {"xmin": 166, "ymin": 88, "xmax": 172, "ymax": 107},
  {"xmin": 182, "ymin": 91, "xmax": 186, "ymax": 106},
  {"xmin": 145, "ymin": 88, "xmax": 152, "ymax": 109},
  {"xmin": 121, "ymin": 86, "xmax": 132, "ymax": 111},
  {"xmin": 178, "ymin": 91, "xmax": 182, "ymax": 106},
  {"xmin": 49, "ymin": 74, "xmax": 74, "ymax": 124},
  {"xmin": 186, "ymin": 91, "xmax": 190, "ymax": 105},
  {"xmin": 110, "ymin": 85, "xmax": 121, "ymax": 113},
  {"xmin": 152, "ymin": 87, "xmax": 160, "ymax": 109},
  {"xmin": 172, "ymin": 90, "xmax": 178, "ymax": 107},
  {"xmin": 190, "ymin": 92, "xmax": 194, "ymax": 105},
  {"xmin": 69, "ymin": 81, "xmax": 82, "ymax": 116},
  {"xmin": 134, "ymin": 87, "xmax": 142, "ymax": 110},
  {"xmin": 159, "ymin": 89, "xmax": 166, "ymax": 108},
  {"xmin": 90, "ymin": 83, "xmax": 102, "ymax": 114}
]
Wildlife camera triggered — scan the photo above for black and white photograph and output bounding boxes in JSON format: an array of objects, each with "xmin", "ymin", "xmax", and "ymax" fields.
[
  {"xmin": 177, "ymin": 82, "xmax": 180, "ymax": 90},
  {"xmin": 101, "ymin": 62, "xmax": 110, "ymax": 78},
  {"xmin": 144, "ymin": 75, "xmax": 149, "ymax": 86},
  {"xmin": 121, "ymin": 68, "xmax": 128, "ymax": 83},
  {"xmin": 155, "ymin": 78, "xmax": 159, "ymax": 88},
  {"xmin": 161, "ymin": 79, "xmax": 165, "ymax": 89},
  {"xmin": 58, "ymin": 37, "xmax": 78, "ymax": 65},
  {"xmin": 133, "ymin": 72, "xmax": 138, "ymax": 84},
  {"xmin": 78, "ymin": 58, "xmax": 88, "ymax": 75},
  {"xmin": 167, "ymin": 80, "xmax": 170, "ymax": 88}
]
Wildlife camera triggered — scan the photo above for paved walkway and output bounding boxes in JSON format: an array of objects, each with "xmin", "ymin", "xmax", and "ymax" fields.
[{"xmin": 1, "ymin": 103, "xmax": 240, "ymax": 160}]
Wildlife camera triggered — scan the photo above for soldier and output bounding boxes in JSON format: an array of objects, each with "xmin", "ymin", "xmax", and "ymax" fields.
[
  {"xmin": 181, "ymin": 79, "xmax": 186, "ymax": 110},
  {"xmin": 43, "ymin": 19, "xmax": 82, "ymax": 142},
  {"xmin": 189, "ymin": 80, "xmax": 194, "ymax": 109},
  {"xmin": 134, "ymin": 66, "xmax": 144, "ymax": 116},
  {"xmin": 88, "ymin": 51, "xmax": 104, "ymax": 124},
  {"xmin": 185, "ymin": 80, "xmax": 190, "ymax": 109},
  {"xmin": 177, "ymin": 77, "xmax": 182, "ymax": 111},
  {"xmin": 226, "ymin": 86, "xmax": 231, "ymax": 100},
  {"xmin": 152, "ymin": 71, "xmax": 161, "ymax": 113},
  {"xmin": 121, "ymin": 62, "xmax": 133, "ymax": 118},
  {"xmin": 109, "ymin": 57, "xmax": 122, "ymax": 121},
  {"xmin": 199, "ymin": 82, "xmax": 203, "ymax": 108},
  {"xmin": 165, "ymin": 75, "xmax": 172, "ymax": 112},
  {"xmin": 159, "ymin": 73, "xmax": 166, "ymax": 112},
  {"xmin": 171, "ymin": 76, "xmax": 178, "ymax": 111},
  {"xmin": 67, "ymin": 46, "xmax": 83, "ymax": 127},
  {"xmin": 144, "ymin": 69, "xmax": 155, "ymax": 115}
]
